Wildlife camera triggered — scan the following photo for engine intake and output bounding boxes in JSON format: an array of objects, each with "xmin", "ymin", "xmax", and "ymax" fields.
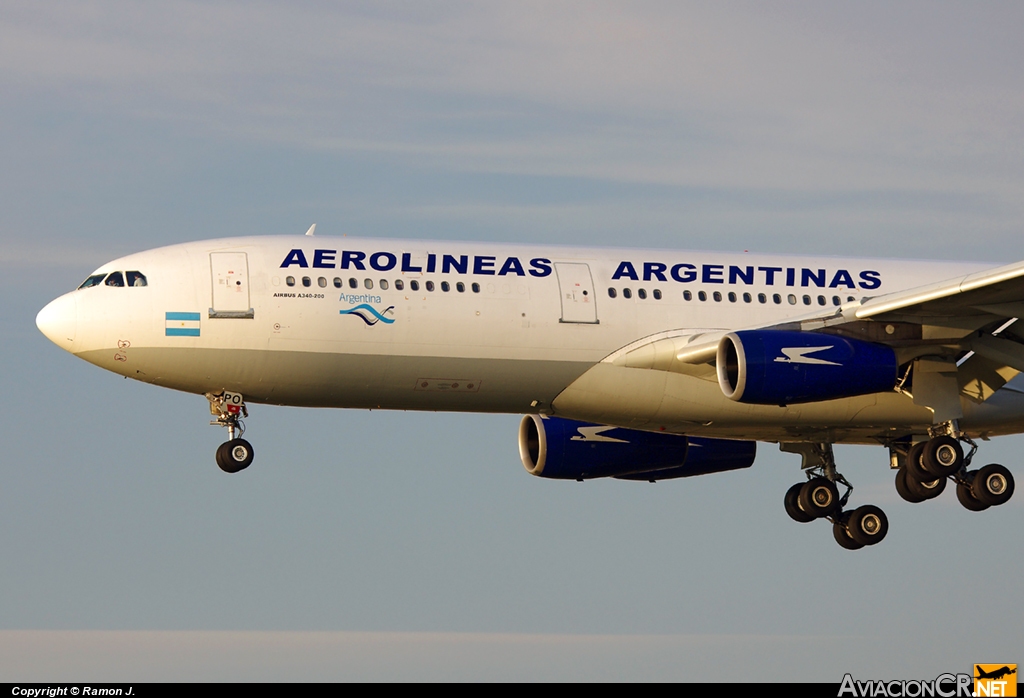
[
  {"xmin": 717, "ymin": 330, "xmax": 898, "ymax": 405},
  {"xmin": 519, "ymin": 415, "xmax": 755, "ymax": 481}
]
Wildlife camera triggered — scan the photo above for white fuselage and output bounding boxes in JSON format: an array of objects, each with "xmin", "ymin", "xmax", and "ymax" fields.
[{"xmin": 36, "ymin": 236, "xmax": 1024, "ymax": 444}]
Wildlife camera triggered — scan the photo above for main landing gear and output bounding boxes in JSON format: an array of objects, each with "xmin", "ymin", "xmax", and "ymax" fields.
[
  {"xmin": 895, "ymin": 429, "xmax": 1015, "ymax": 513},
  {"xmin": 207, "ymin": 391, "xmax": 254, "ymax": 474},
  {"xmin": 782, "ymin": 443, "xmax": 889, "ymax": 550}
]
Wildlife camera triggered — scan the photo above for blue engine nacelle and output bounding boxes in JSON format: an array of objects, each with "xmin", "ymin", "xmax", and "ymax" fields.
[
  {"xmin": 716, "ymin": 330, "xmax": 898, "ymax": 405},
  {"xmin": 518, "ymin": 415, "xmax": 756, "ymax": 481},
  {"xmin": 614, "ymin": 437, "xmax": 756, "ymax": 481}
]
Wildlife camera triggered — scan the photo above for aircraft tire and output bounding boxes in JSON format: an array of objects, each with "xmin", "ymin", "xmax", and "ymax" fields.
[
  {"xmin": 923, "ymin": 436, "xmax": 963, "ymax": 478},
  {"xmin": 847, "ymin": 505, "xmax": 888, "ymax": 546},
  {"xmin": 217, "ymin": 438, "xmax": 254, "ymax": 473},
  {"xmin": 799, "ymin": 477, "xmax": 840, "ymax": 518},
  {"xmin": 955, "ymin": 472, "xmax": 990, "ymax": 512},
  {"xmin": 895, "ymin": 468, "xmax": 926, "ymax": 503},
  {"xmin": 906, "ymin": 441, "xmax": 931, "ymax": 481},
  {"xmin": 832, "ymin": 515, "xmax": 864, "ymax": 550},
  {"xmin": 971, "ymin": 464, "xmax": 1014, "ymax": 507},
  {"xmin": 905, "ymin": 471, "xmax": 946, "ymax": 500},
  {"xmin": 784, "ymin": 483, "xmax": 815, "ymax": 523}
]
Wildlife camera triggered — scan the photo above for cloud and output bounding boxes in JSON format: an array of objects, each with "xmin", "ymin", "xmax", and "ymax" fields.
[{"xmin": 4, "ymin": 1, "xmax": 1023, "ymax": 194}]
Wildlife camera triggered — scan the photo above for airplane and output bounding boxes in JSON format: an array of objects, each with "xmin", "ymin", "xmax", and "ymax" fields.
[{"xmin": 35, "ymin": 227, "xmax": 1023, "ymax": 550}]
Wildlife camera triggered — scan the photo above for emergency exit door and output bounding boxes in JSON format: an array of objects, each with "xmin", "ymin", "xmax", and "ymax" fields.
[
  {"xmin": 210, "ymin": 252, "xmax": 254, "ymax": 318},
  {"xmin": 555, "ymin": 262, "xmax": 599, "ymax": 324}
]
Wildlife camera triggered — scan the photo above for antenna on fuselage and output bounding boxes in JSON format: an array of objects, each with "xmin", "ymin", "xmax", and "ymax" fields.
[{"xmin": 305, "ymin": 223, "xmax": 317, "ymax": 236}]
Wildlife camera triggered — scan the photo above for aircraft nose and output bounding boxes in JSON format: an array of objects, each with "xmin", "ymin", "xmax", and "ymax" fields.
[{"xmin": 36, "ymin": 293, "xmax": 77, "ymax": 351}]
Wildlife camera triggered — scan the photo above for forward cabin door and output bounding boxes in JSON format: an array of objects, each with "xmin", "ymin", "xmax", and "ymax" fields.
[
  {"xmin": 555, "ymin": 262, "xmax": 598, "ymax": 324},
  {"xmin": 209, "ymin": 252, "xmax": 254, "ymax": 318}
]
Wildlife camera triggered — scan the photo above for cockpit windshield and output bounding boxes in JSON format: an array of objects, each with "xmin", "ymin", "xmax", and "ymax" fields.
[
  {"xmin": 78, "ymin": 274, "xmax": 107, "ymax": 289},
  {"xmin": 78, "ymin": 271, "xmax": 148, "ymax": 289}
]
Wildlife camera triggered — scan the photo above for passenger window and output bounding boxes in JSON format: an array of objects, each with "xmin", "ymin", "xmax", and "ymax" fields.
[
  {"xmin": 334, "ymin": 278, "xmax": 343, "ymax": 289},
  {"xmin": 788, "ymin": 294, "xmax": 797, "ymax": 305},
  {"xmin": 380, "ymin": 279, "xmax": 389, "ymax": 290},
  {"xmin": 365, "ymin": 279, "xmax": 373, "ymax": 290},
  {"xmin": 395, "ymin": 279, "xmax": 404, "ymax": 290},
  {"xmin": 441, "ymin": 281, "xmax": 450, "ymax": 292},
  {"xmin": 126, "ymin": 271, "xmax": 148, "ymax": 287},
  {"xmin": 426, "ymin": 281, "xmax": 435, "ymax": 292},
  {"xmin": 318, "ymin": 277, "xmax": 327, "ymax": 288},
  {"xmin": 472, "ymin": 282, "xmax": 480, "ymax": 293},
  {"xmin": 743, "ymin": 293, "xmax": 751, "ymax": 303},
  {"xmin": 832, "ymin": 296, "xmax": 841, "ymax": 306},
  {"xmin": 683, "ymin": 290, "xmax": 692, "ymax": 301},
  {"xmin": 653, "ymin": 289, "xmax": 662, "ymax": 300},
  {"xmin": 698, "ymin": 291, "xmax": 707, "ymax": 301},
  {"xmin": 817, "ymin": 295, "xmax": 825, "ymax": 306},
  {"xmin": 104, "ymin": 272, "xmax": 125, "ymax": 287},
  {"xmin": 773, "ymin": 294, "xmax": 782, "ymax": 304},
  {"xmin": 78, "ymin": 274, "xmax": 107, "ymax": 289},
  {"xmin": 623, "ymin": 288, "xmax": 632, "ymax": 299},
  {"xmin": 286, "ymin": 276, "xmax": 296, "ymax": 287},
  {"xmin": 847, "ymin": 296, "xmax": 856, "ymax": 302},
  {"xmin": 456, "ymin": 282, "xmax": 465, "ymax": 293},
  {"xmin": 608, "ymin": 287, "xmax": 617, "ymax": 298},
  {"xmin": 302, "ymin": 277, "xmax": 311, "ymax": 287},
  {"xmin": 410, "ymin": 280, "xmax": 420, "ymax": 291},
  {"xmin": 728, "ymin": 292, "xmax": 737, "ymax": 303},
  {"xmin": 713, "ymin": 291, "xmax": 722, "ymax": 302},
  {"xmin": 758, "ymin": 293, "xmax": 767, "ymax": 304},
  {"xmin": 802, "ymin": 295, "xmax": 810, "ymax": 305},
  {"xmin": 349, "ymin": 278, "xmax": 358, "ymax": 289},
  {"xmin": 638, "ymin": 288, "xmax": 647, "ymax": 300}
]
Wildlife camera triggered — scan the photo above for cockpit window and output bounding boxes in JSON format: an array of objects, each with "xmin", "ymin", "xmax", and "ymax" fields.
[
  {"xmin": 126, "ymin": 271, "xmax": 147, "ymax": 287},
  {"xmin": 78, "ymin": 274, "xmax": 107, "ymax": 289},
  {"xmin": 104, "ymin": 272, "xmax": 125, "ymax": 287}
]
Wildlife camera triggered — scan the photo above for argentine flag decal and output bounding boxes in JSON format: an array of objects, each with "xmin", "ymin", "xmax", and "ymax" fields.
[{"xmin": 165, "ymin": 311, "xmax": 201, "ymax": 337}]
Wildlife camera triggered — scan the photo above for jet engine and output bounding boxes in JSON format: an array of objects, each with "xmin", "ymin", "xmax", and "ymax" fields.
[
  {"xmin": 716, "ymin": 330, "xmax": 898, "ymax": 405},
  {"xmin": 518, "ymin": 415, "xmax": 755, "ymax": 481}
]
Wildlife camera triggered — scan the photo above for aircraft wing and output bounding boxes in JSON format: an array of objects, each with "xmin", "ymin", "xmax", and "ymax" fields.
[
  {"xmin": 607, "ymin": 257, "xmax": 1024, "ymax": 416},
  {"xmin": 854, "ymin": 257, "xmax": 1024, "ymax": 322}
]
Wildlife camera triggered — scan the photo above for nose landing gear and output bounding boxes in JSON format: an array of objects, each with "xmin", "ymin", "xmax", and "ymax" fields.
[{"xmin": 207, "ymin": 391, "xmax": 254, "ymax": 473}]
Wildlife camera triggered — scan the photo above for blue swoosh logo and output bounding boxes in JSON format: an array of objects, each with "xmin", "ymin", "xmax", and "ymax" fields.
[{"xmin": 340, "ymin": 304, "xmax": 395, "ymax": 325}]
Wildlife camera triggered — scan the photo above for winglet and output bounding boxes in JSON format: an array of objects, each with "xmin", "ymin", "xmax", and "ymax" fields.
[{"xmin": 305, "ymin": 223, "xmax": 317, "ymax": 237}]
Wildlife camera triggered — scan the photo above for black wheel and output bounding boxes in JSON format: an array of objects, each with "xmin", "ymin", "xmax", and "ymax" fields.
[
  {"xmin": 784, "ymin": 483, "xmax": 815, "ymax": 523},
  {"xmin": 971, "ymin": 464, "xmax": 1014, "ymax": 507},
  {"xmin": 906, "ymin": 441, "xmax": 931, "ymax": 481},
  {"xmin": 895, "ymin": 468, "xmax": 926, "ymax": 503},
  {"xmin": 847, "ymin": 505, "xmax": 888, "ymax": 546},
  {"xmin": 798, "ymin": 477, "xmax": 841, "ymax": 518},
  {"xmin": 833, "ymin": 515, "xmax": 864, "ymax": 550},
  {"xmin": 922, "ymin": 436, "xmax": 963, "ymax": 478},
  {"xmin": 956, "ymin": 472, "xmax": 990, "ymax": 512},
  {"xmin": 217, "ymin": 438, "xmax": 254, "ymax": 473},
  {"xmin": 905, "ymin": 470, "xmax": 946, "ymax": 501}
]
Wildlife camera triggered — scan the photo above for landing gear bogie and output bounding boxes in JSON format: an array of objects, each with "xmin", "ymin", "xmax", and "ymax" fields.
[
  {"xmin": 971, "ymin": 464, "xmax": 1014, "ymax": 507},
  {"xmin": 894, "ymin": 468, "xmax": 927, "ymax": 504},
  {"xmin": 832, "ymin": 514, "xmax": 865, "ymax": 550},
  {"xmin": 784, "ymin": 483, "xmax": 815, "ymax": 523},
  {"xmin": 956, "ymin": 473, "xmax": 990, "ymax": 512},
  {"xmin": 845, "ymin": 505, "xmax": 888, "ymax": 547},
  {"xmin": 798, "ymin": 477, "xmax": 841, "ymax": 518},
  {"xmin": 922, "ymin": 436, "xmax": 963, "ymax": 478}
]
